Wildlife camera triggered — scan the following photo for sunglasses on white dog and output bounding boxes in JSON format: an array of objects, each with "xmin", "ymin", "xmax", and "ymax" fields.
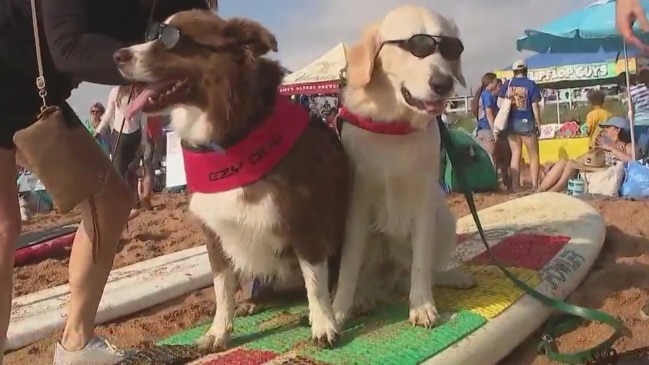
[{"xmin": 382, "ymin": 34, "xmax": 464, "ymax": 61}]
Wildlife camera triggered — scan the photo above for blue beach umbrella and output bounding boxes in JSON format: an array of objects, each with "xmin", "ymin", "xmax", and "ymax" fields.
[
  {"xmin": 517, "ymin": 0, "xmax": 649, "ymax": 53},
  {"xmin": 516, "ymin": 0, "xmax": 649, "ymax": 159}
]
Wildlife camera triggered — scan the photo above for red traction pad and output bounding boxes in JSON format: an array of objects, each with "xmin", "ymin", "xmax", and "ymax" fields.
[
  {"xmin": 469, "ymin": 233, "xmax": 571, "ymax": 270},
  {"xmin": 198, "ymin": 349, "xmax": 277, "ymax": 365}
]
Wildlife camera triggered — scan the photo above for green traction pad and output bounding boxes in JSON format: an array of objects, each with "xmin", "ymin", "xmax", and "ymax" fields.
[{"xmin": 157, "ymin": 302, "xmax": 486, "ymax": 365}]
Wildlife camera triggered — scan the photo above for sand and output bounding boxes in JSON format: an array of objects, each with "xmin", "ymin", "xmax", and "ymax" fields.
[{"xmin": 6, "ymin": 192, "xmax": 649, "ymax": 364}]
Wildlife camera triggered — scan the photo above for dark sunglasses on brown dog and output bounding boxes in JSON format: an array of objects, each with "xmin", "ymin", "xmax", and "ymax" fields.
[
  {"xmin": 145, "ymin": 21, "xmax": 229, "ymax": 52},
  {"xmin": 382, "ymin": 34, "xmax": 464, "ymax": 61}
]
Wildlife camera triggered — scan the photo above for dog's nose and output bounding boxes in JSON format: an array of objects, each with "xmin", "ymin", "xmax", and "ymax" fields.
[
  {"xmin": 429, "ymin": 75, "xmax": 454, "ymax": 95},
  {"xmin": 113, "ymin": 48, "xmax": 133, "ymax": 65}
]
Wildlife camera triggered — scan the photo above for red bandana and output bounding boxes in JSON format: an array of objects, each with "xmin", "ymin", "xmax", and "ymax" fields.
[
  {"xmin": 182, "ymin": 97, "xmax": 309, "ymax": 193},
  {"xmin": 338, "ymin": 107, "xmax": 417, "ymax": 135}
]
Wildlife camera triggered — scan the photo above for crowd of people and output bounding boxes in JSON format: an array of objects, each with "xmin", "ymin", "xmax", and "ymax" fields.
[{"xmin": 471, "ymin": 58, "xmax": 646, "ymax": 195}]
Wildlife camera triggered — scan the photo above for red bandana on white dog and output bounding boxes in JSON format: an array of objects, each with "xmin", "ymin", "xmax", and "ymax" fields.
[{"xmin": 182, "ymin": 97, "xmax": 309, "ymax": 193}]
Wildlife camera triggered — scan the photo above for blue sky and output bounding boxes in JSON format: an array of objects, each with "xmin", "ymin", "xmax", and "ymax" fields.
[{"xmin": 69, "ymin": 0, "xmax": 593, "ymax": 118}]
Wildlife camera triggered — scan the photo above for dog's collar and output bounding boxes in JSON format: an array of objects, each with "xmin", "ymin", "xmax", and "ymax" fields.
[
  {"xmin": 181, "ymin": 96, "xmax": 309, "ymax": 193},
  {"xmin": 338, "ymin": 107, "xmax": 417, "ymax": 135}
]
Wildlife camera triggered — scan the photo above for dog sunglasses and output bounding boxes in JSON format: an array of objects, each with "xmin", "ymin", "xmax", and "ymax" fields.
[
  {"xmin": 145, "ymin": 21, "xmax": 232, "ymax": 53},
  {"xmin": 381, "ymin": 34, "xmax": 464, "ymax": 61}
]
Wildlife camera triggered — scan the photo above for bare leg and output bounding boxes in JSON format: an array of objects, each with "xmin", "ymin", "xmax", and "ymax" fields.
[
  {"xmin": 60, "ymin": 167, "xmax": 134, "ymax": 351},
  {"xmin": 522, "ymin": 134, "xmax": 540, "ymax": 190},
  {"xmin": 0, "ymin": 149, "xmax": 20, "ymax": 360},
  {"xmin": 549, "ymin": 164, "xmax": 577, "ymax": 192},
  {"xmin": 507, "ymin": 134, "xmax": 523, "ymax": 191},
  {"xmin": 140, "ymin": 164, "xmax": 154, "ymax": 210},
  {"xmin": 537, "ymin": 160, "xmax": 565, "ymax": 192}
]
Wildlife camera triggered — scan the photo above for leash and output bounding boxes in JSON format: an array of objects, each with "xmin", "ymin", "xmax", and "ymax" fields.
[{"xmin": 436, "ymin": 117, "xmax": 625, "ymax": 364}]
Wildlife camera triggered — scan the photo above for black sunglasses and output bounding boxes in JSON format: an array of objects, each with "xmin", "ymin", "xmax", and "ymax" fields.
[
  {"xmin": 381, "ymin": 34, "xmax": 464, "ymax": 61},
  {"xmin": 145, "ymin": 22, "xmax": 232, "ymax": 53}
]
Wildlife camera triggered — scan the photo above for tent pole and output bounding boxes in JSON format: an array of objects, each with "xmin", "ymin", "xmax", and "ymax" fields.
[
  {"xmin": 623, "ymin": 41, "xmax": 636, "ymax": 160},
  {"xmin": 555, "ymin": 89, "xmax": 560, "ymax": 124}
]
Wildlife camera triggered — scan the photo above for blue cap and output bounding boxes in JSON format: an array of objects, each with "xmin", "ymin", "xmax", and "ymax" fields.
[{"xmin": 600, "ymin": 116, "xmax": 630, "ymax": 131}]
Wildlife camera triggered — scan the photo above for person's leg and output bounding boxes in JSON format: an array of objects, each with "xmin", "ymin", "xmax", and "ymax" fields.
[
  {"xmin": 111, "ymin": 131, "xmax": 140, "ymax": 219},
  {"xmin": 476, "ymin": 130, "xmax": 496, "ymax": 163},
  {"xmin": 522, "ymin": 134, "xmax": 540, "ymax": 190},
  {"xmin": 549, "ymin": 164, "xmax": 577, "ymax": 192},
  {"xmin": 537, "ymin": 160, "xmax": 565, "ymax": 192},
  {"xmin": 56, "ymin": 157, "xmax": 134, "ymax": 361},
  {"xmin": 0, "ymin": 148, "xmax": 20, "ymax": 361},
  {"xmin": 140, "ymin": 138, "xmax": 154, "ymax": 210},
  {"xmin": 507, "ymin": 133, "xmax": 523, "ymax": 191}
]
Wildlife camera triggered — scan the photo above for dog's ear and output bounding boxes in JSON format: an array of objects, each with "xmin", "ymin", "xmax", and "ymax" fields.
[
  {"xmin": 346, "ymin": 24, "xmax": 380, "ymax": 88},
  {"xmin": 447, "ymin": 19, "xmax": 466, "ymax": 87},
  {"xmin": 223, "ymin": 18, "xmax": 278, "ymax": 56}
]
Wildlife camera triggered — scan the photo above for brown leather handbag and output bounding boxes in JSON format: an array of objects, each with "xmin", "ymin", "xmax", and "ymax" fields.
[{"xmin": 12, "ymin": 0, "xmax": 114, "ymax": 214}]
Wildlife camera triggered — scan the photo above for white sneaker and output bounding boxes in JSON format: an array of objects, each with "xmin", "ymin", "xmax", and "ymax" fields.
[{"xmin": 53, "ymin": 337, "xmax": 131, "ymax": 365}]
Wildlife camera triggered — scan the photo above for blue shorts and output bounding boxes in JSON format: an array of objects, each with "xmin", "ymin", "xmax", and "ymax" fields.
[{"xmin": 507, "ymin": 118, "xmax": 536, "ymax": 136}]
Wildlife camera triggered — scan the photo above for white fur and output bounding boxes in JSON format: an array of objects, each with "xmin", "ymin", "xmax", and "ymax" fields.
[
  {"xmin": 332, "ymin": 6, "xmax": 474, "ymax": 328},
  {"xmin": 170, "ymin": 105, "xmax": 215, "ymax": 146},
  {"xmin": 117, "ymin": 41, "xmax": 159, "ymax": 83}
]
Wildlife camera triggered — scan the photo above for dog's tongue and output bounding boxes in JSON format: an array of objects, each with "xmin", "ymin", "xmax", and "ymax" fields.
[{"xmin": 125, "ymin": 81, "xmax": 174, "ymax": 119}]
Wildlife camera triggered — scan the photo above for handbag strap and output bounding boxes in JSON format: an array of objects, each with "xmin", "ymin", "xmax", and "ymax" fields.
[{"xmin": 29, "ymin": 0, "xmax": 48, "ymax": 111}]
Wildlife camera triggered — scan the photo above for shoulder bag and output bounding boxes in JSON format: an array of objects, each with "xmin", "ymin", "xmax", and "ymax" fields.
[{"xmin": 493, "ymin": 79, "xmax": 514, "ymax": 135}]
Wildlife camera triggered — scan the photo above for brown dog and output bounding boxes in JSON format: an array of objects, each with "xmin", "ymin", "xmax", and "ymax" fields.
[{"xmin": 115, "ymin": 10, "xmax": 349, "ymax": 351}]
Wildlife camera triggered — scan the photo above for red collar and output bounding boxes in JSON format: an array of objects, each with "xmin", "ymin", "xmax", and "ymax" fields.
[
  {"xmin": 181, "ymin": 97, "xmax": 309, "ymax": 193},
  {"xmin": 338, "ymin": 107, "xmax": 417, "ymax": 135}
]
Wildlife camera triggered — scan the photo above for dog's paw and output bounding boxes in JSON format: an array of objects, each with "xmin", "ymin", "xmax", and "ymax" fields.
[
  {"xmin": 311, "ymin": 317, "xmax": 340, "ymax": 349},
  {"xmin": 235, "ymin": 301, "xmax": 263, "ymax": 317},
  {"xmin": 196, "ymin": 330, "xmax": 230, "ymax": 353},
  {"xmin": 434, "ymin": 268, "xmax": 477, "ymax": 289},
  {"xmin": 351, "ymin": 295, "xmax": 376, "ymax": 317},
  {"xmin": 408, "ymin": 302, "xmax": 440, "ymax": 328}
]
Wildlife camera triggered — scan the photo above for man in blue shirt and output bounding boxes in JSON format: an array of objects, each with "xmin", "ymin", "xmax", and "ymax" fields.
[{"xmin": 498, "ymin": 60, "xmax": 543, "ymax": 191}]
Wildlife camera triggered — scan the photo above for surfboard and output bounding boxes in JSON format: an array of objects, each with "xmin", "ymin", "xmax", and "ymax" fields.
[
  {"xmin": 16, "ymin": 224, "xmax": 77, "ymax": 250},
  {"xmin": 127, "ymin": 192, "xmax": 604, "ymax": 365},
  {"xmin": 14, "ymin": 232, "xmax": 76, "ymax": 267},
  {"xmin": 7, "ymin": 246, "xmax": 212, "ymax": 352}
]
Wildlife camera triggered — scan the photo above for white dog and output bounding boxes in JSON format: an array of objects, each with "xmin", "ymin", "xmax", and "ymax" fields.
[{"xmin": 332, "ymin": 5, "xmax": 476, "ymax": 328}]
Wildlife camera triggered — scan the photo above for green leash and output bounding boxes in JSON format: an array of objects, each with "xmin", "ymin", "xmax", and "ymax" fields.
[{"xmin": 437, "ymin": 118, "xmax": 625, "ymax": 364}]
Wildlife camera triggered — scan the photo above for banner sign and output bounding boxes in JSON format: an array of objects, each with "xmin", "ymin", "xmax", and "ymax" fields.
[{"xmin": 496, "ymin": 58, "xmax": 638, "ymax": 84}]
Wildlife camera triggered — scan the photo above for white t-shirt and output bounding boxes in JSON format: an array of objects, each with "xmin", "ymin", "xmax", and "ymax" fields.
[{"xmin": 95, "ymin": 86, "xmax": 148, "ymax": 136}]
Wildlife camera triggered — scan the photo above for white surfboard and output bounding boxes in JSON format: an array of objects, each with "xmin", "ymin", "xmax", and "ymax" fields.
[
  {"xmin": 425, "ymin": 192, "xmax": 605, "ymax": 365},
  {"xmin": 7, "ymin": 246, "xmax": 211, "ymax": 351}
]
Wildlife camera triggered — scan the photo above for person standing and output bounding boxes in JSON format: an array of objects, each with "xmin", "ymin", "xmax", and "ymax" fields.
[
  {"xmin": 585, "ymin": 90, "xmax": 613, "ymax": 146},
  {"xmin": 95, "ymin": 85, "xmax": 148, "ymax": 219},
  {"xmin": 83, "ymin": 102, "xmax": 111, "ymax": 155},
  {"xmin": 0, "ymin": 0, "xmax": 215, "ymax": 364},
  {"xmin": 498, "ymin": 60, "xmax": 542, "ymax": 191},
  {"xmin": 471, "ymin": 72, "xmax": 501, "ymax": 159}
]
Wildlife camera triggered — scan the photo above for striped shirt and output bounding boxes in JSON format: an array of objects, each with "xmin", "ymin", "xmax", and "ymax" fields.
[{"xmin": 630, "ymin": 84, "xmax": 649, "ymax": 125}]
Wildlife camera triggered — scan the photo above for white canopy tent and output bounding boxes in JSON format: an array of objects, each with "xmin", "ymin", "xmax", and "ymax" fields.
[{"xmin": 279, "ymin": 43, "xmax": 348, "ymax": 95}]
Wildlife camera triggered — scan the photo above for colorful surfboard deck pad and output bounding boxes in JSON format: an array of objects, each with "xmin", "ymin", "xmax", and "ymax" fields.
[{"xmin": 119, "ymin": 230, "xmax": 572, "ymax": 365}]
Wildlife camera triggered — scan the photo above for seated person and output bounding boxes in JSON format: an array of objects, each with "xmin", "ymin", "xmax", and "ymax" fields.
[
  {"xmin": 585, "ymin": 90, "xmax": 612, "ymax": 146},
  {"xmin": 537, "ymin": 116, "xmax": 633, "ymax": 192}
]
